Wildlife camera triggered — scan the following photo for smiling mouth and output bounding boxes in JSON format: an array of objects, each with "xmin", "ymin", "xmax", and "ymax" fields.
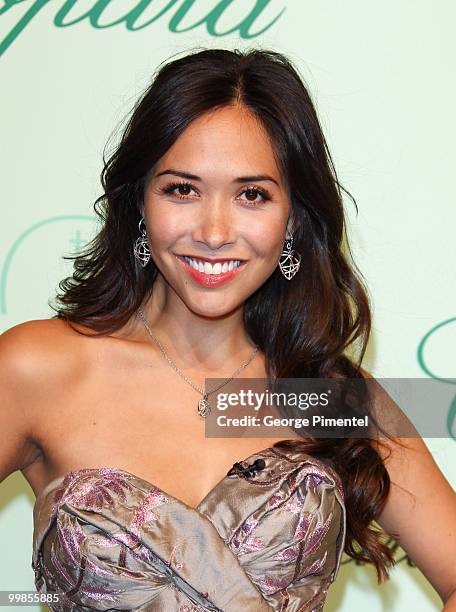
[{"xmin": 176, "ymin": 255, "xmax": 247, "ymax": 275}]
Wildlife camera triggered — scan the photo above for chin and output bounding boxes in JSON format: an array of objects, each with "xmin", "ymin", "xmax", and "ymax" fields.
[{"xmin": 186, "ymin": 297, "xmax": 244, "ymax": 319}]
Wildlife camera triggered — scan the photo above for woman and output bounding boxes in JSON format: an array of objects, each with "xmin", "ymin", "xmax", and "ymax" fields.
[{"xmin": 1, "ymin": 48, "xmax": 455, "ymax": 611}]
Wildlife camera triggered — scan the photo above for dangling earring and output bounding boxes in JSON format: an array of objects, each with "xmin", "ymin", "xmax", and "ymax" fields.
[
  {"xmin": 278, "ymin": 236, "xmax": 301, "ymax": 280},
  {"xmin": 133, "ymin": 217, "xmax": 150, "ymax": 267}
]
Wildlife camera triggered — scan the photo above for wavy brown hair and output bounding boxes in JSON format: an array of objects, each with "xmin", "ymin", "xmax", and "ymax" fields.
[{"xmin": 49, "ymin": 47, "xmax": 395, "ymax": 581}]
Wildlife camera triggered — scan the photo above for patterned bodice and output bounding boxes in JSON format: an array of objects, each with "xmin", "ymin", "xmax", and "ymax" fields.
[{"xmin": 32, "ymin": 443, "xmax": 346, "ymax": 611}]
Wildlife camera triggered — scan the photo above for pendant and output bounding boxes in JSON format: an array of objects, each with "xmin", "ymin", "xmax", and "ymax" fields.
[
  {"xmin": 197, "ymin": 395, "xmax": 211, "ymax": 418},
  {"xmin": 278, "ymin": 239, "xmax": 301, "ymax": 280}
]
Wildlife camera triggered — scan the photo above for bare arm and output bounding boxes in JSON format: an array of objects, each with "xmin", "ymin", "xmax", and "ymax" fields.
[
  {"xmin": 444, "ymin": 591, "xmax": 456, "ymax": 611},
  {"xmin": 0, "ymin": 322, "xmax": 43, "ymax": 483},
  {"xmin": 362, "ymin": 370, "xmax": 456, "ymax": 608},
  {"xmin": 378, "ymin": 436, "xmax": 456, "ymax": 608}
]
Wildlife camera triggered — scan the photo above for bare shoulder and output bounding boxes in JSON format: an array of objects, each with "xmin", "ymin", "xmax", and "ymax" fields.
[
  {"xmin": 1, "ymin": 317, "xmax": 92, "ymax": 382},
  {"xmin": 0, "ymin": 318, "xmax": 92, "ymax": 480},
  {"xmin": 1, "ymin": 315, "xmax": 94, "ymax": 345}
]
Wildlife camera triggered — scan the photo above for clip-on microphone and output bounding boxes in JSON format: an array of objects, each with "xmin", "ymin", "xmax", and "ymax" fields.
[{"xmin": 226, "ymin": 458, "xmax": 266, "ymax": 477}]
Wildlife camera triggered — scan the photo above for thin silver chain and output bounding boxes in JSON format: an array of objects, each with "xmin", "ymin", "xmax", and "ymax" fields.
[{"xmin": 136, "ymin": 308, "xmax": 259, "ymax": 398}]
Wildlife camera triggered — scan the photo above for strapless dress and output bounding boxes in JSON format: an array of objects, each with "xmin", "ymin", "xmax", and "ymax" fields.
[{"xmin": 32, "ymin": 443, "xmax": 346, "ymax": 611}]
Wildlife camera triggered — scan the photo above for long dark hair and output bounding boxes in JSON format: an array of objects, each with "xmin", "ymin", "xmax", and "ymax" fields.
[{"xmin": 50, "ymin": 47, "xmax": 395, "ymax": 580}]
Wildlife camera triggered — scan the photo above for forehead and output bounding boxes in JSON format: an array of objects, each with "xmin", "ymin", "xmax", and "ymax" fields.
[{"xmin": 154, "ymin": 105, "xmax": 283, "ymax": 183}]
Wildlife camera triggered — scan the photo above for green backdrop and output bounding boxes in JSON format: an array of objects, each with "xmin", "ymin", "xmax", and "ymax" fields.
[{"xmin": 1, "ymin": 1, "xmax": 455, "ymax": 610}]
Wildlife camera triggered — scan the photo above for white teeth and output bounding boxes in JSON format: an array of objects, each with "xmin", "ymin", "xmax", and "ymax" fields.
[{"xmin": 181, "ymin": 256, "xmax": 242, "ymax": 275}]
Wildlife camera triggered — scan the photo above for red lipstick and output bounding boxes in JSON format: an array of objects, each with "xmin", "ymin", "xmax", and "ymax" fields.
[{"xmin": 175, "ymin": 255, "xmax": 247, "ymax": 287}]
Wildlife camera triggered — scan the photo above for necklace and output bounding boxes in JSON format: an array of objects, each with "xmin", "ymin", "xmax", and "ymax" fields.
[{"xmin": 136, "ymin": 308, "xmax": 260, "ymax": 418}]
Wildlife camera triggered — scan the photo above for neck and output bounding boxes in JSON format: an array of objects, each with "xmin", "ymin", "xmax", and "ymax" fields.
[{"xmin": 131, "ymin": 281, "xmax": 260, "ymax": 374}]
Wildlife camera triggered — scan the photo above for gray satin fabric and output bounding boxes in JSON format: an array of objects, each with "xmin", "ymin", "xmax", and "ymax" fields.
[{"xmin": 32, "ymin": 444, "xmax": 346, "ymax": 611}]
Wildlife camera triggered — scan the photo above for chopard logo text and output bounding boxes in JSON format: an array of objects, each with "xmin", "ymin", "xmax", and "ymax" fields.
[{"xmin": 0, "ymin": 0, "xmax": 286, "ymax": 57}]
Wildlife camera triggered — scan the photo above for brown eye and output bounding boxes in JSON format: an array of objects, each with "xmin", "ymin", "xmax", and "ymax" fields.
[
  {"xmin": 245, "ymin": 188, "xmax": 258, "ymax": 201},
  {"xmin": 161, "ymin": 181, "xmax": 197, "ymax": 199},
  {"xmin": 177, "ymin": 184, "xmax": 191, "ymax": 196},
  {"xmin": 239, "ymin": 185, "xmax": 272, "ymax": 207}
]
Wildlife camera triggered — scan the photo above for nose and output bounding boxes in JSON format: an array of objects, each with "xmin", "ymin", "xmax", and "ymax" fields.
[{"xmin": 192, "ymin": 197, "xmax": 237, "ymax": 251}]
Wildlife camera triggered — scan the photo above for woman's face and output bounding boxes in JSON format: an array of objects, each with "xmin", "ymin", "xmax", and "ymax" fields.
[{"xmin": 143, "ymin": 105, "xmax": 292, "ymax": 318}]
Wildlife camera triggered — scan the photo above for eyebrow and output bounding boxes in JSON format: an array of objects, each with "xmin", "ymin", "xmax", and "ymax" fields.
[{"xmin": 154, "ymin": 168, "xmax": 280, "ymax": 187}]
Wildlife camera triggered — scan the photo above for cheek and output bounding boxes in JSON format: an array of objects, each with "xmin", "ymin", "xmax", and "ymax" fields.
[
  {"xmin": 244, "ymin": 222, "xmax": 287, "ymax": 259},
  {"xmin": 146, "ymin": 203, "xmax": 185, "ymax": 246},
  {"xmin": 245, "ymin": 203, "xmax": 290, "ymax": 248}
]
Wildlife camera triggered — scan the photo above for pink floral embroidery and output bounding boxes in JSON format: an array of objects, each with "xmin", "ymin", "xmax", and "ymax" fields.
[
  {"xmin": 57, "ymin": 520, "xmax": 86, "ymax": 565},
  {"xmin": 271, "ymin": 499, "xmax": 333, "ymax": 566},
  {"xmin": 295, "ymin": 511, "xmax": 313, "ymax": 541},
  {"xmin": 33, "ymin": 454, "xmax": 345, "ymax": 611},
  {"xmin": 50, "ymin": 468, "xmax": 136, "ymax": 522},
  {"xmin": 302, "ymin": 513, "xmax": 333, "ymax": 557},
  {"xmin": 241, "ymin": 516, "xmax": 260, "ymax": 538},
  {"xmin": 298, "ymin": 551, "xmax": 328, "ymax": 579},
  {"xmin": 230, "ymin": 514, "xmax": 262, "ymax": 554},
  {"xmin": 266, "ymin": 489, "xmax": 287, "ymax": 510},
  {"xmin": 273, "ymin": 546, "xmax": 299, "ymax": 562},
  {"xmin": 130, "ymin": 487, "xmax": 170, "ymax": 536},
  {"xmin": 49, "ymin": 545, "xmax": 76, "ymax": 588},
  {"xmin": 236, "ymin": 535, "xmax": 266, "ymax": 555},
  {"xmin": 253, "ymin": 574, "xmax": 289, "ymax": 594},
  {"xmin": 308, "ymin": 473, "xmax": 324, "ymax": 488},
  {"xmin": 309, "ymin": 461, "xmax": 345, "ymax": 502},
  {"xmin": 89, "ymin": 534, "xmax": 118, "ymax": 547},
  {"xmin": 77, "ymin": 584, "xmax": 124, "ymax": 603},
  {"xmin": 282, "ymin": 495, "xmax": 306, "ymax": 515}
]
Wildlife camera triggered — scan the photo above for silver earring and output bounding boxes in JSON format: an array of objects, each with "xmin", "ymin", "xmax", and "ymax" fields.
[
  {"xmin": 133, "ymin": 217, "xmax": 150, "ymax": 267},
  {"xmin": 279, "ymin": 237, "xmax": 301, "ymax": 280}
]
